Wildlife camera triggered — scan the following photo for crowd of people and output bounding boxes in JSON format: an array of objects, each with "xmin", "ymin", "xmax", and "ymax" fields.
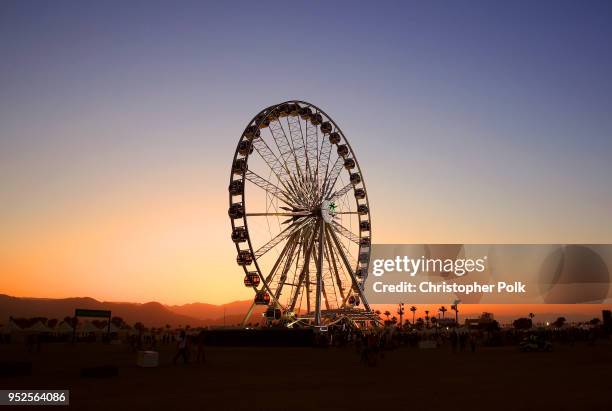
[
  {"xmin": 4, "ymin": 314, "xmax": 610, "ymax": 369},
  {"xmin": 310, "ymin": 319, "xmax": 611, "ymax": 366}
]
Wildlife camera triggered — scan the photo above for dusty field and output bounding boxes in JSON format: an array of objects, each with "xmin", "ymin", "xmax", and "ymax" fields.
[{"xmin": 1, "ymin": 341, "xmax": 611, "ymax": 410}]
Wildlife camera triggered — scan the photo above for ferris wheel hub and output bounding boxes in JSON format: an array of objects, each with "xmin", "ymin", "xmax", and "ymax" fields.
[{"xmin": 320, "ymin": 200, "xmax": 336, "ymax": 223}]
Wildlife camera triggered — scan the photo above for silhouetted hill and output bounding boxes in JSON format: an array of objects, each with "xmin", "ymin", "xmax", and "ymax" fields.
[
  {"xmin": 0, "ymin": 294, "xmax": 200, "ymax": 327},
  {"xmin": 0, "ymin": 294, "xmax": 606, "ymax": 327},
  {"xmin": 0, "ymin": 294, "xmax": 264, "ymax": 327},
  {"xmin": 167, "ymin": 300, "xmax": 265, "ymax": 320}
]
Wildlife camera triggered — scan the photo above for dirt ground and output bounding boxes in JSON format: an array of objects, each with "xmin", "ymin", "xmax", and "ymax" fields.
[{"xmin": 1, "ymin": 341, "xmax": 611, "ymax": 410}]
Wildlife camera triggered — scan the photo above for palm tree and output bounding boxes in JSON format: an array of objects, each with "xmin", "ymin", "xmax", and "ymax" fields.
[
  {"xmin": 397, "ymin": 303, "xmax": 405, "ymax": 326},
  {"xmin": 424, "ymin": 310, "xmax": 430, "ymax": 327},
  {"xmin": 111, "ymin": 316, "xmax": 125, "ymax": 328},
  {"xmin": 451, "ymin": 304, "xmax": 459, "ymax": 325},
  {"xmin": 383, "ymin": 311, "xmax": 391, "ymax": 322},
  {"xmin": 134, "ymin": 322, "xmax": 145, "ymax": 333},
  {"xmin": 410, "ymin": 306, "xmax": 417, "ymax": 324},
  {"xmin": 529, "ymin": 312, "xmax": 535, "ymax": 327},
  {"xmin": 439, "ymin": 306, "xmax": 447, "ymax": 319}
]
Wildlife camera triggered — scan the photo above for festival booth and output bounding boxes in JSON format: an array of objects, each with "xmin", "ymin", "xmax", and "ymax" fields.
[
  {"xmin": 55, "ymin": 321, "xmax": 74, "ymax": 335},
  {"xmin": 25, "ymin": 321, "xmax": 53, "ymax": 334},
  {"xmin": 0, "ymin": 320, "xmax": 24, "ymax": 343},
  {"xmin": 77, "ymin": 321, "xmax": 104, "ymax": 341}
]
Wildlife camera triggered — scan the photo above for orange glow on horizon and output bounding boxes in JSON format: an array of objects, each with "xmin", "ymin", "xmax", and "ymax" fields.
[{"xmin": 1, "ymin": 180, "xmax": 611, "ymax": 322}]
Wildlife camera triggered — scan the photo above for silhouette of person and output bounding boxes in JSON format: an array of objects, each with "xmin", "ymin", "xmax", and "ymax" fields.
[{"xmin": 173, "ymin": 331, "xmax": 189, "ymax": 365}]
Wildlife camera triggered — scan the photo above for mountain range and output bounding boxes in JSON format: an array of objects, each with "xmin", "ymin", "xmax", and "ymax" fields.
[
  {"xmin": 0, "ymin": 294, "xmax": 265, "ymax": 327},
  {"xmin": 1, "ymin": 294, "xmax": 607, "ymax": 327}
]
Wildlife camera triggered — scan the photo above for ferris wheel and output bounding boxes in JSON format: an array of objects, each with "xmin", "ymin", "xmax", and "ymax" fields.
[{"xmin": 228, "ymin": 101, "xmax": 377, "ymax": 327}]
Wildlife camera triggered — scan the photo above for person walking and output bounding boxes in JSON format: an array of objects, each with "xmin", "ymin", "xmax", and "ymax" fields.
[{"xmin": 173, "ymin": 331, "xmax": 189, "ymax": 365}]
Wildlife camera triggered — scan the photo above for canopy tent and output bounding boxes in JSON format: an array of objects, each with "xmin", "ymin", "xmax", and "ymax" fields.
[
  {"xmin": 0, "ymin": 320, "xmax": 23, "ymax": 334},
  {"xmin": 55, "ymin": 321, "xmax": 74, "ymax": 334},
  {"xmin": 25, "ymin": 321, "xmax": 53, "ymax": 333},
  {"xmin": 78, "ymin": 321, "xmax": 104, "ymax": 334}
]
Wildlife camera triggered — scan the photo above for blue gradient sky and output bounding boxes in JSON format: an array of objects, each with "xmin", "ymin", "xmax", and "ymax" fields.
[{"xmin": 1, "ymin": 1, "xmax": 611, "ymax": 304}]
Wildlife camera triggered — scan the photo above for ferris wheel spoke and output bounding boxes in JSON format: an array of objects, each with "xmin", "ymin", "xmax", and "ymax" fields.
[
  {"xmin": 281, "ymin": 234, "xmax": 305, "ymax": 305},
  {"xmin": 317, "ymin": 135, "xmax": 332, "ymax": 189},
  {"xmin": 330, "ymin": 220, "xmax": 360, "ymax": 244},
  {"xmin": 324, "ymin": 230, "xmax": 345, "ymax": 302},
  {"xmin": 328, "ymin": 182, "xmax": 353, "ymax": 201},
  {"xmin": 304, "ymin": 119, "xmax": 320, "ymax": 187},
  {"xmin": 264, "ymin": 229, "xmax": 302, "ymax": 283},
  {"xmin": 245, "ymin": 170, "xmax": 299, "ymax": 207},
  {"xmin": 286, "ymin": 174, "xmax": 311, "ymax": 207},
  {"xmin": 292, "ymin": 224, "xmax": 314, "ymax": 310},
  {"xmin": 246, "ymin": 211, "xmax": 310, "ymax": 217},
  {"xmin": 326, "ymin": 224, "xmax": 371, "ymax": 310},
  {"xmin": 269, "ymin": 119, "xmax": 301, "ymax": 178},
  {"xmin": 251, "ymin": 137, "xmax": 298, "ymax": 195},
  {"xmin": 288, "ymin": 221, "xmax": 319, "ymax": 312},
  {"xmin": 260, "ymin": 233, "xmax": 302, "ymax": 312},
  {"xmin": 254, "ymin": 218, "xmax": 308, "ymax": 259},
  {"xmin": 286, "ymin": 115, "xmax": 308, "ymax": 177},
  {"xmin": 271, "ymin": 234, "xmax": 300, "ymax": 301},
  {"xmin": 321, "ymin": 157, "xmax": 344, "ymax": 199}
]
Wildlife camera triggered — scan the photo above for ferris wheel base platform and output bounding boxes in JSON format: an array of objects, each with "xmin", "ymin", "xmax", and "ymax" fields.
[{"xmin": 295, "ymin": 309, "xmax": 380, "ymax": 323}]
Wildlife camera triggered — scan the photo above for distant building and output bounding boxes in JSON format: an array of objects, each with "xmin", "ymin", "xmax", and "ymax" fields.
[
  {"xmin": 465, "ymin": 312, "xmax": 496, "ymax": 329},
  {"xmin": 437, "ymin": 318, "xmax": 457, "ymax": 328}
]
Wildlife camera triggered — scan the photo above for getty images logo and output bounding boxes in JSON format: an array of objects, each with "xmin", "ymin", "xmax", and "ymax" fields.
[{"xmin": 371, "ymin": 255, "xmax": 488, "ymax": 277}]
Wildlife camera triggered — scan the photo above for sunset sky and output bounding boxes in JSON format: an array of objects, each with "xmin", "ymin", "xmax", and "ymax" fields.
[{"xmin": 1, "ymin": 1, "xmax": 611, "ymax": 318}]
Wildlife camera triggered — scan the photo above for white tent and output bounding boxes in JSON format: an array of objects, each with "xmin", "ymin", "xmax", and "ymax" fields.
[
  {"xmin": 0, "ymin": 320, "xmax": 23, "ymax": 334},
  {"xmin": 55, "ymin": 321, "xmax": 74, "ymax": 335},
  {"xmin": 78, "ymin": 321, "xmax": 103, "ymax": 334},
  {"xmin": 25, "ymin": 321, "xmax": 52, "ymax": 333}
]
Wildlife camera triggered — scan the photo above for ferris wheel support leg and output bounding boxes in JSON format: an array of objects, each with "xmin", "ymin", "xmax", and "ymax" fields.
[
  {"xmin": 241, "ymin": 300, "xmax": 257, "ymax": 327},
  {"xmin": 327, "ymin": 224, "xmax": 372, "ymax": 312},
  {"xmin": 288, "ymin": 224, "xmax": 318, "ymax": 313},
  {"xmin": 314, "ymin": 219, "xmax": 325, "ymax": 326}
]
